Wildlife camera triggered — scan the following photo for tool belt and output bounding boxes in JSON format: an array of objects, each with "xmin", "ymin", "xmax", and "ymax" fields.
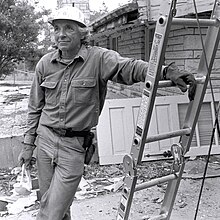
[
  {"xmin": 51, "ymin": 127, "xmax": 90, "ymax": 137},
  {"xmin": 82, "ymin": 131, "xmax": 96, "ymax": 165},
  {"xmin": 50, "ymin": 127, "xmax": 95, "ymax": 164}
]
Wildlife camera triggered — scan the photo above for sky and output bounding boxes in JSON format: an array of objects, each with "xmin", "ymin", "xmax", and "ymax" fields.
[{"xmin": 37, "ymin": 0, "xmax": 131, "ymax": 12}]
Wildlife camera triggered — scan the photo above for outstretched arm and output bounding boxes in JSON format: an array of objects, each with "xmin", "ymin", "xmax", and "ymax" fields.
[{"xmin": 163, "ymin": 62, "xmax": 197, "ymax": 101}]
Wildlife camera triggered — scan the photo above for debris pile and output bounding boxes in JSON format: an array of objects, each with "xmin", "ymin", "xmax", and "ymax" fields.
[
  {"xmin": 1, "ymin": 156, "xmax": 220, "ymax": 219},
  {"xmin": 0, "ymin": 166, "xmax": 38, "ymax": 218}
]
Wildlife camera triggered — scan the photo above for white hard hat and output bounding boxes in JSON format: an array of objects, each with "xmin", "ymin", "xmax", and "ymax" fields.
[{"xmin": 48, "ymin": 6, "xmax": 86, "ymax": 27}]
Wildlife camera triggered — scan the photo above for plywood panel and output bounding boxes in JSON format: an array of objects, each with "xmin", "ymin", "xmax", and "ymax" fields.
[
  {"xmin": 97, "ymin": 98, "xmax": 141, "ymax": 165},
  {"xmin": 156, "ymin": 105, "xmax": 173, "ymax": 150},
  {"xmin": 110, "ymin": 107, "xmax": 127, "ymax": 153}
]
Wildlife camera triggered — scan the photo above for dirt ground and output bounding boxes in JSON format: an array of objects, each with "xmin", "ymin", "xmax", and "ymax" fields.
[
  {"xmin": 1, "ymin": 157, "xmax": 220, "ymax": 220},
  {"xmin": 71, "ymin": 178, "xmax": 220, "ymax": 220},
  {"xmin": 0, "ymin": 82, "xmax": 220, "ymax": 220},
  {"xmin": 70, "ymin": 158, "xmax": 220, "ymax": 220}
]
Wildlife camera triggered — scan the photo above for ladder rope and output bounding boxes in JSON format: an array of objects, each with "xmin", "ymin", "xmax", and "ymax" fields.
[
  {"xmin": 193, "ymin": 0, "xmax": 220, "ymax": 137},
  {"xmin": 192, "ymin": 0, "xmax": 220, "ymax": 219},
  {"xmin": 194, "ymin": 0, "xmax": 220, "ymax": 136},
  {"xmin": 194, "ymin": 103, "xmax": 220, "ymax": 220}
]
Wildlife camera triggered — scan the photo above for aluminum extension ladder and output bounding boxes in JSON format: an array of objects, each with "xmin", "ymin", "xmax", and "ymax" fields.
[{"xmin": 116, "ymin": 0, "xmax": 220, "ymax": 219}]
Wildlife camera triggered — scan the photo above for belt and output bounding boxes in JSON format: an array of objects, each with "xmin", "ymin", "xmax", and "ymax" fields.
[{"xmin": 50, "ymin": 127, "xmax": 90, "ymax": 137}]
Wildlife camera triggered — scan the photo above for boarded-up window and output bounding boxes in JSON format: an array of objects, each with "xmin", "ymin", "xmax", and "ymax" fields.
[
  {"xmin": 178, "ymin": 102, "xmax": 214, "ymax": 147},
  {"xmin": 110, "ymin": 36, "xmax": 119, "ymax": 51}
]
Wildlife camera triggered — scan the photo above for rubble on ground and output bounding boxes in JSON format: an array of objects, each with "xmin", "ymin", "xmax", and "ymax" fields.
[{"xmin": 1, "ymin": 156, "xmax": 220, "ymax": 218}]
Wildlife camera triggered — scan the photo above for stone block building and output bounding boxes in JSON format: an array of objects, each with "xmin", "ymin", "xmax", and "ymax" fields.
[{"xmin": 89, "ymin": 1, "xmax": 220, "ymax": 98}]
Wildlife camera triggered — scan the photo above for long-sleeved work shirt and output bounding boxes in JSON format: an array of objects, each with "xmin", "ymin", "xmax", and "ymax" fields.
[{"xmin": 24, "ymin": 45, "xmax": 150, "ymax": 145}]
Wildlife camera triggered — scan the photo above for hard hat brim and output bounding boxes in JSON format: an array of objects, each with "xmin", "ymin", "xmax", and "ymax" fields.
[{"xmin": 48, "ymin": 18, "xmax": 87, "ymax": 28}]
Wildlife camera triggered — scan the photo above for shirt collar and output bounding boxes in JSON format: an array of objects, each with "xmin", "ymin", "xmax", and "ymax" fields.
[{"xmin": 50, "ymin": 45, "xmax": 88, "ymax": 63}]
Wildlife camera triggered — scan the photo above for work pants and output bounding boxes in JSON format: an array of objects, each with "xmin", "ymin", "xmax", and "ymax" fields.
[{"xmin": 35, "ymin": 125, "xmax": 85, "ymax": 220}]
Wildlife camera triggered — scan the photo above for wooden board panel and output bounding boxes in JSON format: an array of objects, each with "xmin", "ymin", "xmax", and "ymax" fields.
[
  {"xmin": 97, "ymin": 94, "xmax": 220, "ymax": 165},
  {"xmin": 138, "ymin": 0, "xmax": 214, "ymax": 21}
]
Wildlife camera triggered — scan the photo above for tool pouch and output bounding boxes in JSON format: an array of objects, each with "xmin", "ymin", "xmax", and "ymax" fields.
[{"xmin": 83, "ymin": 132, "xmax": 96, "ymax": 165}]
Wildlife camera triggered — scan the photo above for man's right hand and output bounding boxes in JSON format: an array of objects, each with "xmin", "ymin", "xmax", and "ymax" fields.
[
  {"xmin": 18, "ymin": 143, "xmax": 35, "ymax": 168},
  {"xmin": 163, "ymin": 62, "xmax": 197, "ymax": 101}
]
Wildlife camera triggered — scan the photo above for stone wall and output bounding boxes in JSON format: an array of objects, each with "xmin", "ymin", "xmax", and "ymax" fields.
[{"xmin": 104, "ymin": 25, "xmax": 220, "ymax": 98}]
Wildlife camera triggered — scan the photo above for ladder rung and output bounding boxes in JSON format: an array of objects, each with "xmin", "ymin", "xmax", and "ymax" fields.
[
  {"xmin": 135, "ymin": 173, "xmax": 179, "ymax": 192},
  {"xmin": 158, "ymin": 80, "xmax": 175, "ymax": 88},
  {"xmin": 158, "ymin": 76, "xmax": 206, "ymax": 88},
  {"xmin": 145, "ymin": 128, "xmax": 191, "ymax": 143},
  {"xmin": 172, "ymin": 18, "xmax": 220, "ymax": 27}
]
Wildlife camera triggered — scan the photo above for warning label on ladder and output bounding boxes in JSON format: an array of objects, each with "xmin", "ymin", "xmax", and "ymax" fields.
[
  {"xmin": 148, "ymin": 33, "xmax": 163, "ymax": 77},
  {"xmin": 136, "ymin": 90, "xmax": 149, "ymax": 132}
]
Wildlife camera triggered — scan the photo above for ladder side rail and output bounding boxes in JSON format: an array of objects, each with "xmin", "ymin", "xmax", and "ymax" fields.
[
  {"xmin": 180, "ymin": 6, "xmax": 220, "ymax": 154},
  {"xmin": 157, "ymin": 2, "xmax": 220, "ymax": 219},
  {"xmin": 117, "ymin": 1, "xmax": 177, "ymax": 219},
  {"xmin": 131, "ymin": 1, "xmax": 176, "ymax": 166},
  {"xmin": 157, "ymin": 164, "xmax": 186, "ymax": 220}
]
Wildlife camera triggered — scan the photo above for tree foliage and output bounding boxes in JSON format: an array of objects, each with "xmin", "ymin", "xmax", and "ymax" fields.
[
  {"xmin": 90, "ymin": 2, "xmax": 109, "ymax": 22},
  {"xmin": 25, "ymin": 17, "xmax": 55, "ymax": 71},
  {"xmin": 0, "ymin": 0, "xmax": 50, "ymax": 77}
]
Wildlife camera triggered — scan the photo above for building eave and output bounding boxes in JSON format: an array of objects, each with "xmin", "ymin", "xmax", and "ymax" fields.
[{"xmin": 89, "ymin": 2, "xmax": 138, "ymax": 29}]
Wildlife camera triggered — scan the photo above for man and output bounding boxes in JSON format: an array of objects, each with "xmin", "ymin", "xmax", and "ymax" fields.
[{"xmin": 18, "ymin": 6, "xmax": 196, "ymax": 220}]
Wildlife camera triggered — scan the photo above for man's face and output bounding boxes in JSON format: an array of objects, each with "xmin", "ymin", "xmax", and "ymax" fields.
[{"xmin": 53, "ymin": 19, "xmax": 81, "ymax": 53}]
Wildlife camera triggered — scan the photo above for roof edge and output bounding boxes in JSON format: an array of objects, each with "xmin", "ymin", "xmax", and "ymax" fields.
[{"xmin": 89, "ymin": 2, "xmax": 138, "ymax": 28}]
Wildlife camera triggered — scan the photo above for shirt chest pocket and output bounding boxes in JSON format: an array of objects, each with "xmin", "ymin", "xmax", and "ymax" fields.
[
  {"xmin": 71, "ymin": 78, "xmax": 97, "ymax": 104},
  {"xmin": 40, "ymin": 81, "xmax": 58, "ymax": 105}
]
